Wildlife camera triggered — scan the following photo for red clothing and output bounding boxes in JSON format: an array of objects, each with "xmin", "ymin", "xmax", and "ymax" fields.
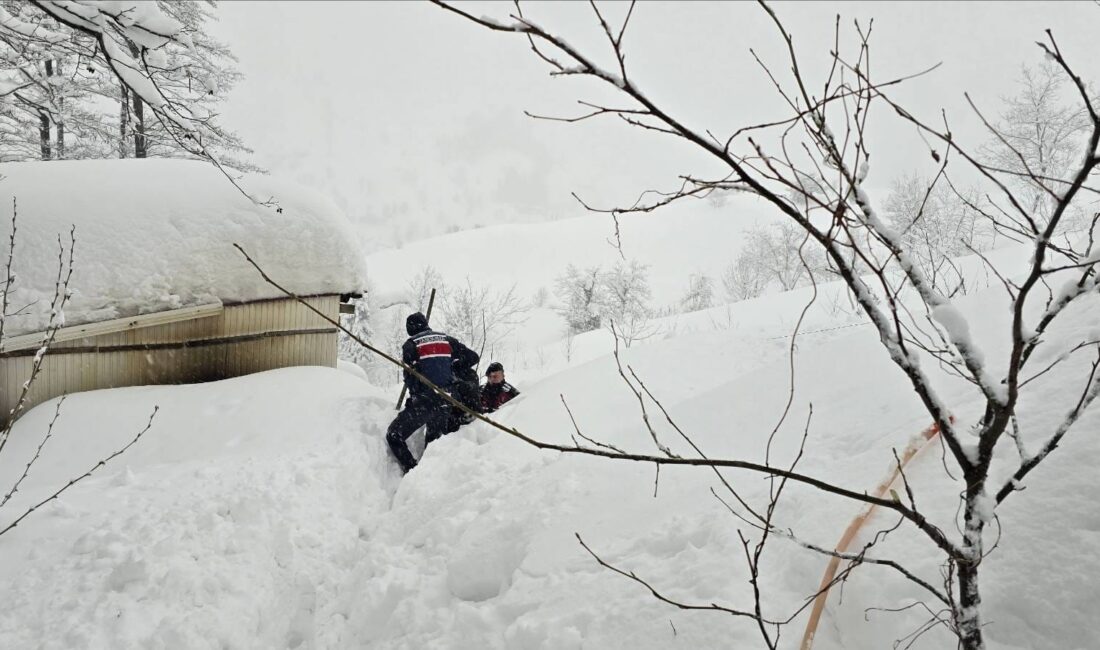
[{"xmin": 480, "ymin": 381, "xmax": 519, "ymax": 412}]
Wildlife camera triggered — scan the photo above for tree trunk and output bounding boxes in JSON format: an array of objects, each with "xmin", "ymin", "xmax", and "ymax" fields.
[
  {"xmin": 56, "ymin": 93, "xmax": 65, "ymax": 160},
  {"xmin": 957, "ymin": 561, "xmax": 984, "ymax": 650},
  {"xmin": 40, "ymin": 61, "xmax": 53, "ymax": 160},
  {"xmin": 119, "ymin": 84, "xmax": 130, "ymax": 158},
  {"xmin": 50, "ymin": 60, "xmax": 65, "ymax": 159},
  {"xmin": 128, "ymin": 42, "xmax": 146, "ymax": 158},
  {"xmin": 956, "ymin": 482, "xmax": 987, "ymax": 650},
  {"xmin": 38, "ymin": 112, "xmax": 50, "ymax": 160},
  {"xmin": 132, "ymin": 92, "xmax": 146, "ymax": 158}
]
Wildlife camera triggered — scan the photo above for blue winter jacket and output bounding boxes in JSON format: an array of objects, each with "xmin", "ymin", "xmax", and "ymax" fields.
[{"xmin": 402, "ymin": 329, "xmax": 476, "ymax": 397}]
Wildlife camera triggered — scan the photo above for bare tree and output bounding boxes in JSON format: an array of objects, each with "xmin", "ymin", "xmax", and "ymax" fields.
[
  {"xmin": 438, "ymin": 277, "xmax": 528, "ymax": 359},
  {"xmin": 406, "ymin": 265, "xmax": 443, "ymax": 315},
  {"xmin": 421, "ymin": 3, "xmax": 1100, "ymax": 649}
]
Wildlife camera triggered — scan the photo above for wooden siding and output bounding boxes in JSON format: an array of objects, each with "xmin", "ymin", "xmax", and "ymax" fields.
[{"xmin": 2, "ymin": 296, "xmax": 340, "ymax": 427}]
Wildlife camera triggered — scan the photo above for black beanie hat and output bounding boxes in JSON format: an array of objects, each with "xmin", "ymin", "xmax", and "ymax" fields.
[
  {"xmin": 406, "ymin": 312, "xmax": 429, "ymax": 335},
  {"xmin": 485, "ymin": 361, "xmax": 504, "ymax": 376}
]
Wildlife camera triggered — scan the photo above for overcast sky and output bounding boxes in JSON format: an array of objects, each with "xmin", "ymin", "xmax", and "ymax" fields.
[{"xmin": 211, "ymin": 1, "xmax": 1099, "ymax": 249}]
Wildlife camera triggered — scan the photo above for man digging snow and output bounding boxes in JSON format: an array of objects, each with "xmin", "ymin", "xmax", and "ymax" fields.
[{"xmin": 386, "ymin": 312, "xmax": 478, "ymax": 473}]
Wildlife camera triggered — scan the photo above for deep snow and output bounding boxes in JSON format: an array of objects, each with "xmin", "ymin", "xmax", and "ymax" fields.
[
  {"xmin": 0, "ymin": 159, "xmax": 367, "ymax": 337},
  {"xmin": 1, "ymin": 214, "xmax": 1098, "ymax": 649}
]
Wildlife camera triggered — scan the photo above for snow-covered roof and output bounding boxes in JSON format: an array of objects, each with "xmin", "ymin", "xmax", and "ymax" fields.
[{"xmin": 1, "ymin": 159, "xmax": 367, "ymax": 337}]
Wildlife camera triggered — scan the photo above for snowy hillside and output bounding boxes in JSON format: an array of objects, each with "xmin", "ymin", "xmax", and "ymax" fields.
[
  {"xmin": 2, "ymin": 208, "xmax": 1098, "ymax": 648},
  {"xmin": 366, "ymin": 194, "xmax": 769, "ymax": 309}
]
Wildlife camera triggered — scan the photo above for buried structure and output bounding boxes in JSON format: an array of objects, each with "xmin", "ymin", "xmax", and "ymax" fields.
[{"xmin": 1, "ymin": 159, "xmax": 367, "ymax": 427}]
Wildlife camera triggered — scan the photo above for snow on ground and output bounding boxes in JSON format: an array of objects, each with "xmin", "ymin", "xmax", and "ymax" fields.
[
  {"xmin": 0, "ymin": 159, "xmax": 367, "ymax": 337},
  {"xmin": 2, "ymin": 254, "xmax": 1098, "ymax": 648},
  {"xmin": 0, "ymin": 368, "xmax": 399, "ymax": 649}
]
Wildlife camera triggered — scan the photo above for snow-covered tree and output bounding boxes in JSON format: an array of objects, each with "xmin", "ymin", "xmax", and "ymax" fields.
[
  {"xmin": 531, "ymin": 285, "xmax": 549, "ymax": 308},
  {"xmin": 0, "ymin": 3, "xmax": 110, "ymax": 160},
  {"xmin": 721, "ymin": 254, "xmax": 767, "ymax": 302},
  {"xmin": 338, "ymin": 294, "xmax": 373, "ymax": 369},
  {"xmin": 126, "ymin": 1, "xmax": 254, "ymax": 167},
  {"xmin": 599, "ymin": 260, "xmax": 653, "ymax": 347},
  {"xmin": 679, "ymin": 272, "xmax": 714, "ymax": 312},
  {"xmin": 883, "ymin": 176, "xmax": 991, "ymax": 295},
  {"xmin": 554, "ymin": 264, "xmax": 604, "ymax": 334},
  {"xmin": 732, "ymin": 222, "xmax": 825, "ymax": 295},
  {"xmin": 982, "ymin": 61, "xmax": 1093, "ymax": 227},
  {"xmin": 0, "ymin": 1, "xmax": 253, "ymax": 175},
  {"xmin": 751, "ymin": 222, "xmax": 820, "ymax": 291},
  {"xmin": 438, "ymin": 278, "xmax": 527, "ymax": 358}
]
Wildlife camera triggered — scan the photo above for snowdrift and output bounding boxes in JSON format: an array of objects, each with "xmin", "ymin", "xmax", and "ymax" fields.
[{"xmin": 1, "ymin": 256, "xmax": 1097, "ymax": 649}]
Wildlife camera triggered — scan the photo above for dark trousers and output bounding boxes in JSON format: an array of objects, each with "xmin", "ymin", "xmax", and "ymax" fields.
[
  {"xmin": 446, "ymin": 376, "xmax": 481, "ymax": 433},
  {"xmin": 386, "ymin": 393, "xmax": 451, "ymax": 472}
]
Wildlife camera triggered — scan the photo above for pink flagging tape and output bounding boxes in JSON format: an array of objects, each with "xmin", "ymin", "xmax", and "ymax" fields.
[{"xmin": 799, "ymin": 417, "xmax": 952, "ymax": 650}]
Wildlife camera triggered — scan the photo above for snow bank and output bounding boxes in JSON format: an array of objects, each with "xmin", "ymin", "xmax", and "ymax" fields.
[
  {"xmin": 2, "ymin": 274, "xmax": 1096, "ymax": 649},
  {"xmin": 3, "ymin": 191, "xmax": 1098, "ymax": 649},
  {"xmin": 0, "ymin": 367, "xmax": 399, "ymax": 649},
  {"xmin": 0, "ymin": 159, "xmax": 367, "ymax": 336}
]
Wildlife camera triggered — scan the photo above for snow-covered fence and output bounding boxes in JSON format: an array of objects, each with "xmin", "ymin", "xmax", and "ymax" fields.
[{"xmin": 1, "ymin": 295, "xmax": 341, "ymax": 428}]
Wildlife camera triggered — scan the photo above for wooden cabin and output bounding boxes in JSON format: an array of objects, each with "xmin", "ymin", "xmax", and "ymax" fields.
[
  {"xmin": 0, "ymin": 159, "xmax": 367, "ymax": 428},
  {"xmin": 1, "ymin": 295, "xmax": 359, "ymax": 428}
]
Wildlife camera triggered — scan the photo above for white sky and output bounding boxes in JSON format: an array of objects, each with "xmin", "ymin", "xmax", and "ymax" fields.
[{"xmin": 212, "ymin": 1, "xmax": 1100, "ymax": 249}]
